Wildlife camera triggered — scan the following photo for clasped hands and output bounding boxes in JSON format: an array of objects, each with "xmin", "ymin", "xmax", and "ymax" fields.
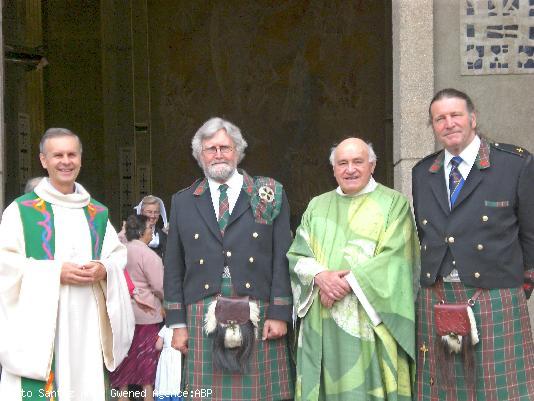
[
  {"xmin": 314, "ymin": 270, "xmax": 351, "ymax": 308},
  {"xmin": 60, "ymin": 261, "xmax": 107, "ymax": 285}
]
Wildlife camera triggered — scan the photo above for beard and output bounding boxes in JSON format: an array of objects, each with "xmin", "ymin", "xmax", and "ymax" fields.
[{"xmin": 203, "ymin": 161, "xmax": 236, "ymax": 182}]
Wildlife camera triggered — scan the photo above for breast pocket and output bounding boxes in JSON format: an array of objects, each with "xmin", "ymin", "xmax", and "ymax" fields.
[{"xmin": 481, "ymin": 200, "xmax": 516, "ymax": 240}]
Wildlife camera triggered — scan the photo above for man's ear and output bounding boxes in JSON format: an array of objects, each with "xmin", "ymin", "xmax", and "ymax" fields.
[
  {"xmin": 370, "ymin": 161, "xmax": 376, "ymax": 174},
  {"xmin": 470, "ymin": 112, "xmax": 477, "ymax": 130},
  {"xmin": 39, "ymin": 153, "xmax": 47, "ymax": 169}
]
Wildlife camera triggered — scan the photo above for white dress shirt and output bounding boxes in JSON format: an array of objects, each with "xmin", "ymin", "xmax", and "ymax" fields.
[
  {"xmin": 443, "ymin": 135, "xmax": 480, "ymax": 208},
  {"xmin": 207, "ymin": 170, "xmax": 244, "ymax": 219}
]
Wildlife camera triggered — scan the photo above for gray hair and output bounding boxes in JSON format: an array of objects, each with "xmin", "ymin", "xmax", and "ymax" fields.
[
  {"xmin": 39, "ymin": 128, "xmax": 83, "ymax": 154},
  {"xmin": 329, "ymin": 141, "xmax": 377, "ymax": 166},
  {"xmin": 140, "ymin": 195, "xmax": 160, "ymax": 209},
  {"xmin": 191, "ymin": 117, "xmax": 248, "ymax": 167}
]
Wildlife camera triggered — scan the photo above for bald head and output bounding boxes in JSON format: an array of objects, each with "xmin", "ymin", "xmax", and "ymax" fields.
[
  {"xmin": 329, "ymin": 138, "xmax": 376, "ymax": 166},
  {"xmin": 331, "ymin": 138, "xmax": 376, "ymax": 195}
]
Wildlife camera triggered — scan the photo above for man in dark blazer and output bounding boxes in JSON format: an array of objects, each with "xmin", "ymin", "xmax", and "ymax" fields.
[
  {"xmin": 163, "ymin": 117, "xmax": 294, "ymax": 401},
  {"xmin": 412, "ymin": 88, "xmax": 534, "ymax": 401}
]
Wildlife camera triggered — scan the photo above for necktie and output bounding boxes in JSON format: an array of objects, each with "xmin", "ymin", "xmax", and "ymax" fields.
[
  {"xmin": 449, "ymin": 156, "xmax": 464, "ymax": 207},
  {"xmin": 218, "ymin": 184, "xmax": 230, "ymax": 235}
]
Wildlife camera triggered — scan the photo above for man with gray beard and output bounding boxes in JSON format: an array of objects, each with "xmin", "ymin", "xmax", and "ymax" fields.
[{"xmin": 163, "ymin": 117, "xmax": 294, "ymax": 401}]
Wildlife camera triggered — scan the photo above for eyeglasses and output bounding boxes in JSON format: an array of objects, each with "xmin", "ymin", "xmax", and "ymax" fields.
[
  {"xmin": 143, "ymin": 210, "xmax": 160, "ymax": 216},
  {"xmin": 202, "ymin": 145, "xmax": 234, "ymax": 155}
]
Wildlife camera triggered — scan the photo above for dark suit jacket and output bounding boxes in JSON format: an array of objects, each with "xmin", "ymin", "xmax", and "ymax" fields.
[
  {"xmin": 163, "ymin": 171, "xmax": 293, "ymax": 325},
  {"xmin": 412, "ymin": 138, "xmax": 534, "ymax": 288}
]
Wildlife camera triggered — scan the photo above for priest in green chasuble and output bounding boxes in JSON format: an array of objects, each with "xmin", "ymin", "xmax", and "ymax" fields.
[
  {"xmin": 0, "ymin": 128, "xmax": 134, "ymax": 401},
  {"xmin": 288, "ymin": 138, "xmax": 420, "ymax": 401}
]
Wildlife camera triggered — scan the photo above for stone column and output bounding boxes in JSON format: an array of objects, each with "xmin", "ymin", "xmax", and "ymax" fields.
[{"xmin": 392, "ymin": 0, "xmax": 435, "ymax": 198}]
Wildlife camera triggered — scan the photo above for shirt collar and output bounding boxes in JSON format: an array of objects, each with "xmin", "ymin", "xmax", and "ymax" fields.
[
  {"xmin": 444, "ymin": 135, "xmax": 480, "ymax": 171},
  {"xmin": 336, "ymin": 176, "xmax": 377, "ymax": 197},
  {"xmin": 207, "ymin": 169, "xmax": 242, "ymax": 194}
]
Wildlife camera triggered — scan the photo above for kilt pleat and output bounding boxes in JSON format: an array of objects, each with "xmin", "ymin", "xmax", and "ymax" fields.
[
  {"xmin": 185, "ymin": 277, "xmax": 294, "ymax": 401},
  {"xmin": 416, "ymin": 282, "xmax": 534, "ymax": 401}
]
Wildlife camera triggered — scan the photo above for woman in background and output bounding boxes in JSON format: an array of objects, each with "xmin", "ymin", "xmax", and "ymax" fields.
[
  {"xmin": 134, "ymin": 195, "xmax": 168, "ymax": 258},
  {"xmin": 111, "ymin": 214, "xmax": 164, "ymax": 401}
]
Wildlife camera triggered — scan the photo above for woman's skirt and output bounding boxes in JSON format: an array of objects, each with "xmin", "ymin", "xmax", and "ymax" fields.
[{"xmin": 110, "ymin": 323, "xmax": 161, "ymax": 387}]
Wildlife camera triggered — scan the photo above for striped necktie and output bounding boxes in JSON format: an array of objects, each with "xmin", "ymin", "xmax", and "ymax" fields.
[
  {"xmin": 218, "ymin": 184, "xmax": 230, "ymax": 235},
  {"xmin": 449, "ymin": 156, "xmax": 464, "ymax": 207}
]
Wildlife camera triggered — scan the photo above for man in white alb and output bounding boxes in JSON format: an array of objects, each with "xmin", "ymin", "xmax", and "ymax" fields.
[{"xmin": 0, "ymin": 128, "xmax": 134, "ymax": 401}]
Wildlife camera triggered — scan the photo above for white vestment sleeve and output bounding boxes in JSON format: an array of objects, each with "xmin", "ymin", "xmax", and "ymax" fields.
[
  {"xmin": 95, "ymin": 221, "xmax": 135, "ymax": 371},
  {"xmin": 345, "ymin": 272, "xmax": 382, "ymax": 326},
  {"xmin": 0, "ymin": 203, "xmax": 61, "ymax": 381},
  {"xmin": 293, "ymin": 257, "xmax": 326, "ymax": 318}
]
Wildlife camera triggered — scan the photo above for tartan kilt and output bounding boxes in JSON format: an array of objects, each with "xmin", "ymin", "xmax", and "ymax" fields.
[
  {"xmin": 416, "ymin": 282, "xmax": 534, "ymax": 401},
  {"xmin": 184, "ymin": 276, "xmax": 294, "ymax": 401}
]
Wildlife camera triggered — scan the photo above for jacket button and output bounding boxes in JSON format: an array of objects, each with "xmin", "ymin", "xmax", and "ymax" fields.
[
  {"xmin": 477, "ymin": 244, "xmax": 484, "ymax": 251},
  {"xmin": 482, "ymin": 215, "xmax": 488, "ymax": 222},
  {"xmin": 448, "ymin": 236, "xmax": 455, "ymax": 244},
  {"xmin": 474, "ymin": 272, "xmax": 480, "ymax": 278},
  {"xmin": 194, "ymin": 233, "xmax": 199, "ymax": 239},
  {"xmin": 199, "ymin": 259, "xmax": 204, "ymax": 265},
  {"xmin": 245, "ymin": 282, "xmax": 251, "ymax": 289},
  {"xmin": 423, "ymin": 244, "xmax": 427, "ymax": 251},
  {"xmin": 252, "ymin": 232, "xmax": 259, "ymax": 238},
  {"xmin": 249, "ymin": 257, "xmax": 254, "ymax": 263},
  {"xmin": 422, "ymin": 219, "xmax": 428, "ymax": 225},
  {"xmin": 426, "ymin": 272, "xmax": 431, "ymax": 278},
  {"xmin": 204, "ymin": 283, "xmax": 210, "ymax": 289},
  {"xmin": 452, "ymin": 260, "xmax": 456, "ymax": 266},
  {"xmin": 226, "ymin": 251, "xmax": 232, "ymax": 257}
]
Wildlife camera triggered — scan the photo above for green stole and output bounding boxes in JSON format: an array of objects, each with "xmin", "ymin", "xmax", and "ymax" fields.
[{"xmin": 15, "ymin": 191, "xmax": 108, "ymax": 401}]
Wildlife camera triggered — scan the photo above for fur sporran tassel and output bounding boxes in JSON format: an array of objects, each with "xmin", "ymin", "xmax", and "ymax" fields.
[
  {"xmin": 435, "ymin": 335, "xmax": 456, "ymax": 388},
  {"xmin": 441, "ymin": 333, "xmax": 463, "ymax": 354},
  {"xmin": 204, "ymin": 298, "xmax": 260, "ymax": 374},
  {"xmin": 434, "ymin": 300, "xmax": 480, "ymax": 390},
  {"xmin": 212, "ymin": 321, "xmax": 256, "ymax": 373},
  {"xmin": 462, "ymin": 332, "xmax": 476, "ymax": 389},
  {"xmin": 467, "ymin": 305, "xmax": 479, "ymax": 345},
  {"xmin": 435, "ymin": 332, "xmax": 477, "ymax": 389}
]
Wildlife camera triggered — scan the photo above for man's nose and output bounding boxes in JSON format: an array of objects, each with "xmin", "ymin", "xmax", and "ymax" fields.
[
  {"xmin": 444, "ymin": 115, "xmax": 454, "ymax": 128},
  {"xmin": 347, "ymin": 162, "xmax": 356, "ymax": 172}
]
